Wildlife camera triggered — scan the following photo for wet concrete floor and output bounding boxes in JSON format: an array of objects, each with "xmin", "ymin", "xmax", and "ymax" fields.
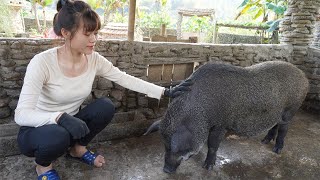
[{"xmin": 1, "ymin": 110, "xmax": 320, "ymax": 180}]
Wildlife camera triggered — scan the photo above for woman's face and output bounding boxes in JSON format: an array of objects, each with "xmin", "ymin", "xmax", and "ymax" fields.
[{"xmin": 69, "ymin": 22, "xmax": 98, "ymax": 55}]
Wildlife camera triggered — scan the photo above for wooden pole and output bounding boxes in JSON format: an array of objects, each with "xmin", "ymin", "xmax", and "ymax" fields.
[
  {"xmin": 128, "ymin": 0, "xmax": 136, "ymax": 41},
  {"xmin": 161, "ymin": 24, "xmax": 166, "ymax": 36},
  {"xmin": 213, "ymin": 20, "xmax": 218, "ymax": 44}
]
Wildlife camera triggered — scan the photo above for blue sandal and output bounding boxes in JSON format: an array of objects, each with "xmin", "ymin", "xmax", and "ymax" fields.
[
  {"xmin": 66, "ymin": 150, "xmax": 98, "ymax": 166},
  {"xmin": 37, "ymin": 169, "xmax": 60, "ymax": 180}
]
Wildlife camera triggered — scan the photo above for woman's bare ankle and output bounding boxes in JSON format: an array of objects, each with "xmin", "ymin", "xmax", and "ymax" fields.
[
  {"xmin": 69, "ymin": 143, "xmax": 87, "ymax": 157},
  {"xmin": 36, "ymin": 163, "xmax": 53, "ymax": 176}
]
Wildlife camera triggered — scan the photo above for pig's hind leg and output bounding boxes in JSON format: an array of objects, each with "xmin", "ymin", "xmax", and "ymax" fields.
[
  {"xmin": 261, "ymin": 124, "xmax": 278, "ymax": 144},
  {"xmin": 262, "ymin": 108, "xmax": 295, "ymax": 154},
  {"xmin": 272, "ymin": 123, "xmax": 289, "ymax": 154},
  {"xmin": 203, "ymin": 126, "xmax": 226, "ymax": 170},
  {"xmin": 273, "ymin": 107, "xmax": 298, "ymax": 154}
]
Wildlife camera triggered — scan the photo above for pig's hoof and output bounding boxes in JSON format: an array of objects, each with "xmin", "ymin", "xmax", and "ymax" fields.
[
  {"xmin": 163, "ymin": 166, "xmax": 176, "ymax": 174},
  {"xmin": 272, "ymin": 146, "xmax": 282, "ymax": 154},
  {"xmin": 261, "ymin": 137, "xmax": 273, "ymax": 144},
  {"xmin": 202, "ymin": 163, "xmax": 213, "ymax": 170}
]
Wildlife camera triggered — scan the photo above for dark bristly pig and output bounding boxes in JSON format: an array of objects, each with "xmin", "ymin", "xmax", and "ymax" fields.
[{"xmin": 144, "ymin": 61, "xmax": 309, "ymax": 173}]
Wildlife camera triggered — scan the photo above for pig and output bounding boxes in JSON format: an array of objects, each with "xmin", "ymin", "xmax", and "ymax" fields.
[{"xmin": 145, "ymin": 61, "xmax": 309, "ymax": 173}]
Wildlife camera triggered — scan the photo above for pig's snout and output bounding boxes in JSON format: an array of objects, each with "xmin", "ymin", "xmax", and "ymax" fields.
[
  {"xmin": 163, "ymin": 164, "xmax": 177, "ymax": 174},
  {"xmin": 163, "ymin": 153, "xmax": 182, "ymax": 174}
]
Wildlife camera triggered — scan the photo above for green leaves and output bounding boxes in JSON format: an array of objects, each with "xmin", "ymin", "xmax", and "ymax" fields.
[
  {"xmin": 182, "ymin": 16, "xmax": 211, "ymax": 33},
  {"xmin": 139, "ymin": 10, "xmax": 171, "ymax": 28},
  {"xmin": 42, "ymin": 0, "xmax": 53, "ymax": 6},
  {"xmin": 87, "ymin": 0, "xmax": 104, "ymax": 10},
  {"xmin": 236, "ymin": 0, "xmax": 287, "ymax": 32},
  {"xmin": 253, "ymin": 9, "xmax": 263, "ymax": 20},
  {"xmin": 32, "ymin": 0, "xmax": 53, "ymax": 7},
  {"xmin": 160, "ymin": 0, "xmax": 168, "ymax": 7},
  {"xmin": 238, "ymin": 0, "xmax": 250, "ymax": 8},
  {"xmin": 0, "ymin": 0, "xmax": 14, "ymax": 35},
  {"xmin": 266, "ymin": 2, "xmax": 286, "ymax": 15},
  {"xmin": 137, "ymin": 0, "xmax": 171, "ymax": 28},
  {"xmin": 266, "ymin": 19, "xmax": 281, "ymax": 32}
]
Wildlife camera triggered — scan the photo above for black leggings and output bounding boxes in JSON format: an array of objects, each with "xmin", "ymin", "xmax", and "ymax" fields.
[{"xmin": 17, "ymin": 97, "xmax": 115, "ymax": 167}]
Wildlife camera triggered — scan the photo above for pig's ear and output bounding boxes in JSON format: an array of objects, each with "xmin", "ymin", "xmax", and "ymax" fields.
[
  {"xmin": 171, "ymin": 125, "xmax": 193, "ymax": 153},
  {"xmin": 143, "ymin": 120, "xmax": 161, "ymax": 135}
]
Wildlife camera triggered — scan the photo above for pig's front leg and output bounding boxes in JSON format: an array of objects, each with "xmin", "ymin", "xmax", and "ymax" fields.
[{"xmin": 203, "ymin": 126, "xmax": 226, "ymax": 170}]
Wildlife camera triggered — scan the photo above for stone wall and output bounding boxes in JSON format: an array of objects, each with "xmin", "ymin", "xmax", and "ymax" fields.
[
  {"xmin": 278, "ymin": 0, "xmax": 320, "ymax": 113},
  {"xmin": 0, "ymin": 39, "xmax": 295, "ymax": 124},
  {"xmin": 304, "ymin": 47, "xmax": 320, "ymax": 112},
  {"xmin": 2, "ymin": 38, "xmax": 316, "ymax": 157},
  {"xmin": 217, "ymin": 33, "xmax": 261, "ymax": 44},
  {"xmin": 312, "ymin": 21, "xmax": 320, "ymax": 47},
  {"xmin": 279, "ymin": 0, "xmax": 319, "ymax": 64},
  {"xmin": 142, "ymin": 27, "xmax": 177, "ymax": 37}
]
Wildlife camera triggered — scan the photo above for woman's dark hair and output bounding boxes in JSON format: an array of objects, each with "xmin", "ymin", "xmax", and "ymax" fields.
[{"xmin": 53, "ymin": 0, "xmax": 101, "ymax": 38}]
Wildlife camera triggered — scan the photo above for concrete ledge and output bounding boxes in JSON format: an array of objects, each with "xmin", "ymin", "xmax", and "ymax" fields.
[{"xmin": 0, "ymin": 111, "xmax": 156, "ymax": 157}]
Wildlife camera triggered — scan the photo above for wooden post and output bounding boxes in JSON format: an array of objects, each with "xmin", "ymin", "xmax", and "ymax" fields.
[
  {"xmin": 128, "ymin": 0, "xmax": 136, "ymax": 41},
  {"xmin": 161, "ymin": 24, "xmax": 166, "ymax": 36},
  {"xmin": 213, "ymin": 20, "xmax": 218, "ymax": 43},
  {"xmin": 177, "ymin": 13, "xmax": 183, "ymax": 39}
]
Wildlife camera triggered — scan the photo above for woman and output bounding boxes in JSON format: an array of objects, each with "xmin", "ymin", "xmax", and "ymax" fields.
[{"xmin": 15, "ymin": 0, "xmax": 192, "ymax": 179}]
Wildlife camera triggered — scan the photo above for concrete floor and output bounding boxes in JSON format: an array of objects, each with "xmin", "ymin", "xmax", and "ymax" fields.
[{"xmin": 1, "ymin": 110, "xmax": 320, "ymax": 180}]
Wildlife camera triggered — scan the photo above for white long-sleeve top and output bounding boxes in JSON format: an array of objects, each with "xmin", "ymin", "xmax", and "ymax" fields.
[{"xmin": 15, "ymin": 47, "xmax": 164, "ymax": 127}]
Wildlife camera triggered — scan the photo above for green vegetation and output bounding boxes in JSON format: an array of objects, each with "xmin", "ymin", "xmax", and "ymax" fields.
[
  {"xmin": 87, "ymin": 0, "xmax": 130, "ymax": 24},
  {"xmin": 138, "ymin": 9, "xmax": 171, "ymax": 28},
  {"xmin": 182, "ymin": 16, "xmax": 211, "ymax": 33},
  {"xmin": 137, "ymin": 0, "xmax": 172, "ymax": 29},
  {"xmin": 0, "ymin": 0, "xmax": 14, "ymax": 36},
  {"xmin": 26, "ymin": 0, "xmax": 54, "ymax": 33},
  {"xmin": 2, "ymin": 0, "xmax": 287, "ymax": 43},
  {"xmin": 113, "ymin": 11, "xmax": 128, "ymax": 23},
  {"xmin": 218, "ymin": 20, "xmax": 269, "ymax": 28},
  {"xmin": 235, "ymin": 0, "xmax": 287, "ymax": 32}
]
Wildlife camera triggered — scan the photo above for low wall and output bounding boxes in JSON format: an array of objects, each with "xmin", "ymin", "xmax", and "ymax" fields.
[
  {"xmin": 0, "ymin": 39, "xmax": 295, "ymax": 122},
  {"xmin": 23, "ymin": 18, "xmax": 53, "ymax": 32},
  {"xmin": 304, "ymin": 47, "xmax": 320, "ymax": 112},
  {"xmin": 3, "ymin": 38, "xmax": 320, "ymax": 156},
  {"xmin": 142, "ymin": 27, "xmax": 177, "ymax": 37},
  {"xmin": 217, "ymin": 33, "xmax": 261, "ymax": 44}
]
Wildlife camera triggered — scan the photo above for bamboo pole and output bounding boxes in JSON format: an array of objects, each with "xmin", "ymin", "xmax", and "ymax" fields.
[{"xmin": 128, "ymin": 0, "xmax": 136, "ymax": 41}]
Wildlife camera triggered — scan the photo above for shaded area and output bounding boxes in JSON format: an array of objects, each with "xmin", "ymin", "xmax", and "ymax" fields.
[{"xmin": 0, "ymin": 110, "xmax": 319, "ymax": 180}]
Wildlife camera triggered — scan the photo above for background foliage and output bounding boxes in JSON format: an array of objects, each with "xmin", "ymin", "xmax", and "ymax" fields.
[{"xmin": 0, "ymin": 0, "xmax": 14, "ymax": 36}]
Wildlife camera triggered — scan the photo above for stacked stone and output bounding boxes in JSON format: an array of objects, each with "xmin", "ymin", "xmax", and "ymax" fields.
[
  {"xmin": 0, "ymin": 39, "xmax": 155, "ymax": 123},
  {"xmin": 0, "ymin": 38, "xmax": 313, "ymax": 123},
  {"xmin": 311, "ymin": 9, "xmax": 320, "ymax": 47},
  {"xmin": 280, "ymin": 0, "xmax": 318, "ymax": 64},
  {"xmin": 312, "ymin": 22, "xmax": 320, "ymax": 47},
  {"xmin": 0, "ymin": 40, "xmax": 14, "ymax": 121},
  {"xmin": 0, "ymin": 39, "xmax": 64, "ymax": 123},
  {"xmin": 279, "ymin": 0, "xmax": 320, "ymax": 113}
]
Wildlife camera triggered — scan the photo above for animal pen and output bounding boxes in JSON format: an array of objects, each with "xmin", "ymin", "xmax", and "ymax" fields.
[{"xmin": 0, "ymin": 1, "xmax": 320, "ymax": 179}]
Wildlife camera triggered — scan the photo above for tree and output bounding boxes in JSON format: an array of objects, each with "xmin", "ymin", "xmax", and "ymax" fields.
[
  {"xmin": 235, "ymin": 0, "xmax": 287, "ymax": 32},
  {"xmin": 137, "ymin": 0, "xmax": 171, "ymax": 28},
  {"xmin": 103, "ymin": 0, "xmax": 128, "ymax": 25},
  {"xmin": 87, "ymin": 0, "xmax": 104, "ymax": 10},
  {"xmin": 27, "ymin": 0, "xmax": 54, "ymax": 33},
  {"xmin": 0, "ymin": 0, "xmax": 14, "ymax": 36},
  {"xmin": 37, "ymin": 0, "xmax": 54, "ymax": 29},
  {"xmin": 183, "ymin": 16, "xmax": 211, "ymax": 33},
  {"xmin": 29, "ymin": 0, "xmax": 41, "ymax": 33}
]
